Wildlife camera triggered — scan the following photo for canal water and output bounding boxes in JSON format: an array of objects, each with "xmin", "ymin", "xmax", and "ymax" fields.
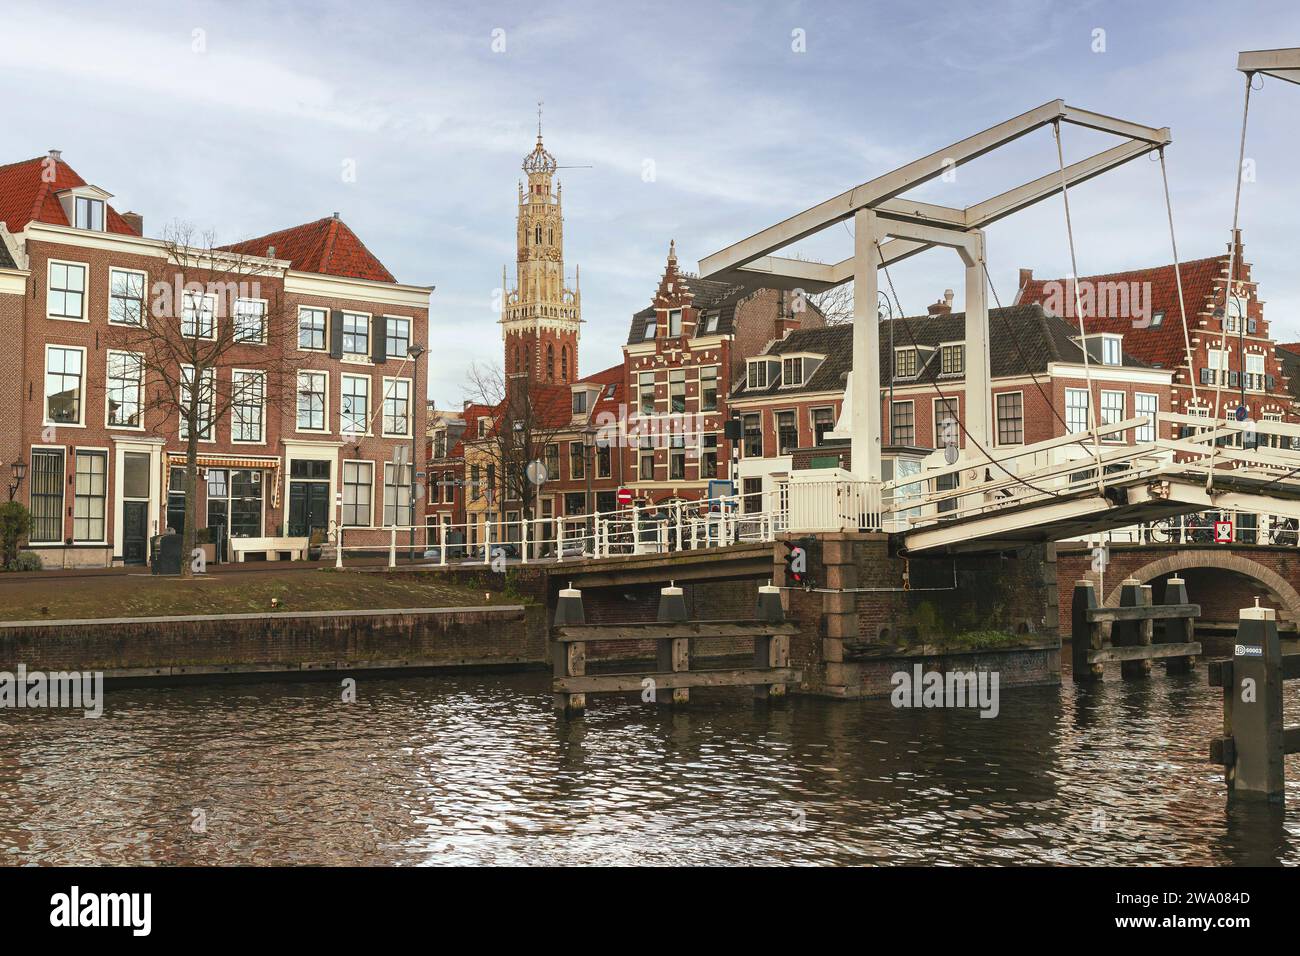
[{"xmin": 1, "ymin": 658, "xmax": 1298, "ymax": 866}]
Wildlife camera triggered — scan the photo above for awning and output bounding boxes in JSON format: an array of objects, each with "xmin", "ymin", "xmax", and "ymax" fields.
[{"xmin": 166, "ymin": 454, "xmax": 283, "ymax": 507}]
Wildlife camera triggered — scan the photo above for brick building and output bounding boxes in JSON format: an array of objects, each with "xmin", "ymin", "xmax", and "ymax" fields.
[
  {"xmin": 1016, "ymin": 232, "xmax": 1294, "ymax": 443},
  {"xmin": 729, "ymin": 299, "xmax": 1174, "ymax": 504},
  {"xmin": 621, "ymin": 242, "xmax": 823, "ymax": 506},
  {"xmin": 0, "ymin": 151, "xmax": 430, "ymax": 567}
]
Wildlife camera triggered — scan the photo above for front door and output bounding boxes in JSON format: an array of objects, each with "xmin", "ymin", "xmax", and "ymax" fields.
[
  {"xmin": 123, "ymin": 501, "xmax": 149, "ymax": 565},
  {"xmin": 289, "ymin": 481, "xmax": 330, "ymax": 538}
]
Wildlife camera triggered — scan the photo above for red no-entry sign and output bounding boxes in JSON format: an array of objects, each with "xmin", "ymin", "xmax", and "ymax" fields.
[{"xmin": 617, "ymin": 488, "xmax": 633, "ymax": 506}]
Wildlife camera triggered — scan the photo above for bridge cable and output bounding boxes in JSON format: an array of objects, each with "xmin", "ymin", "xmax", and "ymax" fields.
[
  {"xmin": 1157, "ymin": 147, "xmax": 1199, "ymax": 413},
  {"xmin": 1207, "ymin": 71, "xmax": 1256, "ymax": 492},
  {"xmin": 1052, "ymin": 119, "xmax": 1107, "ymax": 494}
]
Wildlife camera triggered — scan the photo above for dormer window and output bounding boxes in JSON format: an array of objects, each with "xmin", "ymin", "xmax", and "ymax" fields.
[
  {"xmin": 940, "ymin": 343, "xmax": 965, "ymax": 375},
  {"xmin": 894, "ymin": 347, "xmax": 919, "ymax": 378},
  {"xmin": 747, "ymin": 358, "xmax": 779, "ymax": 389},
  {"xmin": 1101, "ymin": 334, "xmax": 1122, "ymax": 366},
  {"xmin": 783, "ymin": 356, "xmax": 804, "ymax": 387},
  {"xmin": 74, "ymin": 196, "xmax": 105, "ymax": 231},
  {"xmin": 642, "ymin": 321, "xmax": 656, "ymax": 341},
  {"xmin": 572, "ymin": 390, "xmax": 588, "ymax": 414},
  {"xmin": 700, "ymin": 312, "xmax": 719, "ymax": 334}
]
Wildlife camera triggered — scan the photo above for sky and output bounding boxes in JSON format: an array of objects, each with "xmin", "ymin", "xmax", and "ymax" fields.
[{"xmin": 4, "ymin": 0, "xmax": 1300, "ymax": 405}]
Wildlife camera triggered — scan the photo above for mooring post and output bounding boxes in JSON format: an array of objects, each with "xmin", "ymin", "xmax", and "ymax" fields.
[
  {"xmin": 656, "ymin": 582, "xmax": 690, "ymax": 705},
  {"xmin": 553, "ymin": 584, "xmax": 586, "ymax": 718},
  {"xmin": 1225, "ymin": 602, "xmax": 1284, "ymax": 801},
  {"xmin": 754, "ymin": 582, "xmax": 788, "ymax": 700},
  {"xmin": 1162, "ymin": 576, "xmax": 1194, "ymax": 674},
  {"xmin": 1117, "ymin": 578, "xmax": 1151, "ymax": 680},
  {"xmin": 1071, "ymin": 579, "xmax": 1102, "ymax": 682}
]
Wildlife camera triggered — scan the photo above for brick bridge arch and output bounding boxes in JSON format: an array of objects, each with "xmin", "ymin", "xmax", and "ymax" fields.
[{"xmin": 1103, "ymin": 550, "xmax": 1300, "ymax": 623}]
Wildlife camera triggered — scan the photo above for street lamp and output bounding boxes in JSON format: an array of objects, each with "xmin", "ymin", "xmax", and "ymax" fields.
[
  {"xmin": 408, "ymin": 344, "xmax": 427, "ymax": 558},
  {"xmin": 7, "ymin": 460, "xmax": 26, "ymax": 502},
  {"xmin": 583, "ymin": 426, "xmax": 596, "ymax": 553}
]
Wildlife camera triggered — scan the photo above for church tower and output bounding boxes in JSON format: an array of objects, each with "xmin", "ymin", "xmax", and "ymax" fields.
[{"xmin": 502, "ymin": 111, "xmax": 581, "ymax": 385}]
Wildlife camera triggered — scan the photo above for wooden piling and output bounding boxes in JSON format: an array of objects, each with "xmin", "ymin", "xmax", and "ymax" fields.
[
  {"xmin": 1117, "ymin": 579, "xmax": 1152, "ymax": 680},
  {"xmin": 1071, "ymin": 579, "xmax": 1102, "ymax": 682},
  {"xmin": 1161, "ymin": 576, "xmax": 1195, "ymax": 674}
]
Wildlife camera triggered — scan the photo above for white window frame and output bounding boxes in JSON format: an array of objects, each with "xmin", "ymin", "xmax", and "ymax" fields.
[
  {"xmin": 1101, "ymin": 334, "xmax": 1122, "ymax": 367},
  {"xmin": 74, "ymin": 196, "xmax": 105, "ymax": 231},
  {"xmin": 1065, "ymin": 388, "xmax": 1090, "ymax": 435},
  {"xmin": 107, "ymin": 267, "xmax": 148, "ymax": 326},
  {"xmin": 1099, "ymin": 389, "xmax": 1125, "ymax": 441},
  {"xmin": 995, "ymin": 390, "xmax": 1025, "ymax": 446},
  {"xmin": 341, "ymin": 311, "xmax": 372, "ymax": 359},
  {"xmin": 233, "ymin": 297, "xmax": 268, "ymax": 345},
  {"xmin": 105, "ymin": 349, "xmax": 145, "ymax": 430},
  {"xmin": 297, "ymin": 306, "xmax": 328, "ymax": 352},
  {"xmin": 181, "ymin": 290, "xmax": 217, "ymax": 340},
  {"xmin": 44, "ymin": 344, "xmax": 87, "ymax": 428},
  {"xmin": 700, "ymin": 365, "xmax": 719, "ymax": 411},
  {"xmin": 384, "ymin": 315, "xmax": 412, "ymax": 359},
  {"xmin": 781, "ymin": 356, "xmax": 804, "ymax": 388},
  {"xmin": 72, "ymin": 447, "xmax": 110, "ymax": 544},
  {"xmin": 1134, "ymin": 392, "xmax": 1158, "ymax": 443},
  {"xmin": 932, "ymin": 397, "xmax": 959, "ymax": 449},
  {"xmin": 46, "ymin": 259, "xmax": 88, "ymax": 322},
  {"xmin": 381, "ymin": 376, "xmax": 413, "ymax": 438},
  {"xmin": 179, "ymin": 365, "xmax": 216, "ymax": 442},
  {"xmin": 231, "ymin": 369, "xmax": 267, "ymax": 444},
  {"xmin": 296, "ymin": 370, "xmax": 329, "ymax": 433},
  {"xmin": 340, "ymin": 373, "xmax": 370, "ymax": 438},
  {"xmin": 341, "ymin": 459, "xmax": 376, "ymax": 528}
]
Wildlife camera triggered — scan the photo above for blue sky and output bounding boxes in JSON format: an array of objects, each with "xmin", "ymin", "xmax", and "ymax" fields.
[{"xmin": 4, "ymin": 0, "xmax": 1300, "ymax": 403}]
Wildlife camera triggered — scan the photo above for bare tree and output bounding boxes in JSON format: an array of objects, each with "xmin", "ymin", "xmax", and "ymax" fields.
[
  {"xmin": 462, "ymin": 363, "xmax": 575, "ymax": 532},
  {"xmin": 809, "ymin": 282, "xmax": 854, "ymax": 325},
  {"xmin": 106, "ymin": 224, "xmax": 298, "ymax": 577}
]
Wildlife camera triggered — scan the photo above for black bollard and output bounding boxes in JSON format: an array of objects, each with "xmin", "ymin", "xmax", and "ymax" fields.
[{"xmin": 1226, "ymin": 601, "xmax": 1284, "ymax": 802}]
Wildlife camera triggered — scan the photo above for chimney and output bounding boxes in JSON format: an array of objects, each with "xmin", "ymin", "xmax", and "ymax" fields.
[
  {"xmin": 47, "ymin": 149, "xmax": 62, "ymax": 163},
  {"xmin": 1017, "ymin": 268, "xmax": 1034, "ymax": 295},
  {"xmin": 120, "ymin": 211, "xmax": 144, "ymax": 236},
  {"xmin": 927, "ymin": 289, "xmax": 954, "ymax": 316}
]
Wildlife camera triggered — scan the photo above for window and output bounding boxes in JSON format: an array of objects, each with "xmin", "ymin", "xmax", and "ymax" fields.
[
  {"xmin": 742, "ymin": 413, "xmax": 762, "ymax": 458},
  {"xmin": 299, "ymin": 307, "xmax": 327, "ymax": 350},
  {"xmin": 701, "ymin": 433, "xmax": 718, "ymax": 478},
  {"xmin": 166, "ymin": 466, "xmax": 187, "ymax": 536},
  {"xmin": 777, "ymin": 410, "xmax": 798, "ymax": 455},
  {"xmin": 642, "ymin": 321, "xmax": 656, "ymax": 341},
  {"xmin": 940, "ymin": 344, "xmax": 964, "ymax": 375},
  {"xmin": 1150, "ymin": 310, "xmax": 1165, "ymax": 328},
  {"xmin": 1207, "ymin": 349, "xmax": 1229, "ymax": 386},
  {"xmin": 477, "ymin": 417, "xmax": 489, "ymax": 438},
  {"xmin": 569, "ymin": 441, "xmax": 585, "ymax": 480},
  {"xmin": 470, "ymin": 464, "xmax": 481, "ymax": 500},
  {"xmin": 933, "ymin": 397, "xmax": 958, "ymax": 448},
  {"xmin": 341, "ymin": 375, "xmax": 369, "ymax": 436},
  {"xmin": 383, "ymin": 462, "xmax": 413, "ymax": 526},
  {"xmin": 30, "ymin": 449, "xmax": 65, "ymax": 544},
  {"xmin": 108, "ymin": 269, "xmax": 145, "ymax": 325},
  {"xmin": 1135, "ymin": 392, "xmax": 1158, "ymax": 443},
  {"xmin": 382, "ymin": 378, "xmax": 411, "ymax": 436},
  {"xmin": 73, "ymin": 450, "xmax": 107, "ymax": 542},
  {"xmin": 342, "ymin": 313, "xmax": 369, "ymax": 356},
  {"xmin": 1101, "ymin": 335, "xmax": 1122, "ymax": 366},
  {"xmin": 106, "ymin": 351, "xmax": 143, "ymax": 428},
  {"xmin": 782, "ymin": 357, "xmax": 804, "ymax": 387},
  {"xmin": 544, "ymin": 443, "xmax": 560, "ymax": 482},
  {"xmin": 342, "ymin": 461, "xmax": 374, "ymax": 527},
  {"xmin": 47, "ymin": 261, "xmax": 86, "ymax": 320},
  {"xmin": 546, "ymin": 343, "xmax": 554, "ymax": 381},
  {"xmin": 297, "ymin": 371, "xmax": 327, "ymax": 431},
  {"xmin": 572, "ymin": 390, "xmax": 588, "ymax": 415},
  {"xmin": 639, "ymin": 440, "xmax": 655, "ymax": 480},
  {"xmin": 639, "ymin": 372, "xmax": 656, "ymax": 415},
  {"xmin": 179, "ymin": 366, "xmax": 215, "ymax": 440},
  {"xmin": 700, "ymin": 312, "xmax": 719, "ymax": 334},
  {"xmin": 747, "ymin": 360, "xmax": 771, "ymax": 389},
  {"xmin": 669, "ymin": 369, "xmax": 686, "ymax": 413},
  {"xmin": 668, "ymin": 309, "xmax": 682, "ymax": 336},
  {"xmin": 74, "ymin": 196, "xmax": 105, "ymax": 231},
  {"xmin": 385, "ymin": 317, "xmax": 411, "ymax": 359},
  {"xmin": 1065, "ymin": 388, "xmax": 1090, "ymax": 434},
  {"xmin": 890, "ymin": 400, "xmax": 915, "ymax": 445},
  {"xmin": 45, "ymin": 346, "xmax": 84, "ymax": 425},
  {"xmin": 700, "ymin": 366, "xmax": 718, "ymax": 411},
  {"xmin": 996, "ymin": 392, "xmax": 1024, "ymax": 445},
  {"xmin": 432, "ymin": 430, "xmax": 447, "ymax": 459},
  {"xmin": 813, "ymin": 407, "xmax": 835, "ymax": 446},
  {"xmin": 232, "ymin": 370, "xmax": 265, "ymax": 442},
  {"xmin": 669, "ymin": 435, "xmax": 686, "ymax": 479},
  {"xmin": 743, "ymin": 478, "xmax": 762, "ymax": 515},
  {"xmin": 597, "ymin": 444, "xmax": 611, "ymax": 479},
  {"xmin": 1246, "ymin": 353, "xmax": 1266, "ymax": 391},
  {"xmin": 894, "ymin": 348, "xmax": 918, "ymax": 378},
  {"xmin": 182, "ymin": 291, "xmax": 215, "ymax": 339},
  {"xmin": 1100, "ymin": 390, "xmax": 1125, "ymax": 438},
  {"xmin": 233, "ymin": 299, "xmax": 266, "ymax": 343}
]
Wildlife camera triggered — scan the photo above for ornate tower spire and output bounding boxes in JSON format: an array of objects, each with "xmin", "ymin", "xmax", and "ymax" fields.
[{"xmin": 501, "ymin": 114, "xmax": 581, "ymax": 384}]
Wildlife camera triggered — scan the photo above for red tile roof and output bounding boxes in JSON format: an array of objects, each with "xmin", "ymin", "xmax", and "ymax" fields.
[
  {"xmin": 1015, "ymin": 254, "xmax": 1229, "ymax": 370},
  {"xmin": 0, "ymin": 155, "xmax": 139, "ymax": 235},
  {"xmin": 219, "ymin": 215, "xmax": 396, "ymax": 283}
]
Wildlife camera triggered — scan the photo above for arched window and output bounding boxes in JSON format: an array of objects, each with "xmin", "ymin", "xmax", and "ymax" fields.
[
  {"xmin": 546, "ymin": 343, "xmax": 554, "ymax": 382},
  {"xmin": 561, "ymin": 346, "xmax": 569, "ymax": 382}
]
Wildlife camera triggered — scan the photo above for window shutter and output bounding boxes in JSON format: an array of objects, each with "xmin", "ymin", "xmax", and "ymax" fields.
[
  {"xmin": 1199, "ymin": 367, "xmax": 1212, "ymax": 385},
  {"xmin": 1267, "ymin": 374, "xmax": 1277, "ymax": 391},
  {"xmin": 372, "ymin": 317, "xmax": 387, "ymax": 364},
  {"xmin": 1229, "ymin": 370, "xmax": 1239, "ymax": 387},
  {"xmin": 1248, "ymin": 318, "xmax": 1257, "ymax": 334},
  {"xmin": 329, "ymin": 310, "xmax": 344, "ymax": 359}
]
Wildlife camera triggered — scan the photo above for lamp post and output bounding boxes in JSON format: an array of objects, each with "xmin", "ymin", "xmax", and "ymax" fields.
[
  {"xmin": 583, "ymin": 426, "xmax": 596, "ymax": 553},
  {"xmin": 7, "ymin": 460, "xmax": 26, "ymax": 502},
  {"xmin": 408, "ymin": 344, "xmax": 426, "ymax": 558}
]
